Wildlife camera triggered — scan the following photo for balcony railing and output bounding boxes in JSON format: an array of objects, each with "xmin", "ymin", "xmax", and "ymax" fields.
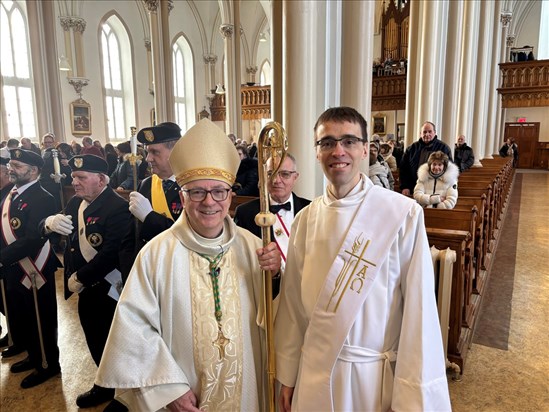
[
  {"xmin": 210, "ymin": 85, "xmax": 271, "ymax": 121},
  {"xmin": 498, "ymin": 59, "xmax": 549, "ymax": 108},
  {"xmin": 372, "ymin": 73, "xmax": 407, "ymax": 111}
]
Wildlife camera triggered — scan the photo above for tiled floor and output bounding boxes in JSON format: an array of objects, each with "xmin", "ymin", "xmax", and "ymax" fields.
[{"xmin": 1, "ymin": 170, "xmax": 548, "ymax": 411}]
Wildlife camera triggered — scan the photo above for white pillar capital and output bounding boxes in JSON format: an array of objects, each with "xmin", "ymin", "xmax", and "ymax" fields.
[
  {"xmin": 220, "ymin": 24, "xmax": 234, "ymax": 39},
  {"xmin": 500, "ymin": 11, "xmax": 512, "ymax": 28}
]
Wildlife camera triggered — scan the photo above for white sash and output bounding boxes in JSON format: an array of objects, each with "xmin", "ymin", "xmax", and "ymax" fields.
[
  {"xmin": 295, "ymin": 186, "xmax": 412, "ymax": 411},
  {"xmin": 1, "ymin": 192, "xmax": 49, "ymax": 290},
  {"xmin": 272, "ymin": 213, "xmax": 290, "ymax": 273},
  {"xmin": 77, "ymin": 200, "xmax": 122, "ymax": 301}
]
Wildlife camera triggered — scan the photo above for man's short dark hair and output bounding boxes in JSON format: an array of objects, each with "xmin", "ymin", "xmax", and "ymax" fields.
[
  {"xmin": 7, "ymin": 138, "xmax": 19, "ymax": 148},
  {"xmin": 314, "ymin": 107, "xmax": 368, "ymax": 142}
]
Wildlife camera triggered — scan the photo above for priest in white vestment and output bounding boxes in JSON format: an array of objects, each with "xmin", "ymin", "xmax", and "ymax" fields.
[
  {"xmin": 96, "ymin": 119, "xmax": 281, "ymax": 411},
  {"xmin": 275, "ymin": 107, "xmax": 452, "ymax": 412}
]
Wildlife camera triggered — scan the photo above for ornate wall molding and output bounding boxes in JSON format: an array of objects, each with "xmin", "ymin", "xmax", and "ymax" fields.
[
  {"xmin": 506, "ymin": 34, "xmax": 516, "ymax": 47},
  {"xmin": 68, "ymin": 77, "xmax": 89, "ymax": 99},
  {"xmin": 500, "ymin": 11, "xmax": 512, "ymax": 28},
  {"xmin": 246, "ymin": 66, "xmax": 258, "ymax": 75},
  {"xmin": 59, "ymin": 16, "xmax": 87, "ymax": 33},
  {"xmin": 144, "ymin": 39, "xmax": 151, "ymax": 51},
  {"xmin": 143, "ymin": 0, "xmax": 159, "ymax": 13},
  {"xmin": 203, "ymin": 53, "xmax": 218, "ymax": 65},
  {"xmin": 220, "ymin": 24, "xmax": 234, "ymax": 39}
]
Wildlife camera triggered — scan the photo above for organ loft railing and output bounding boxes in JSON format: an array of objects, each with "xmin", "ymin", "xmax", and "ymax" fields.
[
  {"xmin": 498, "ymin": 59, "xmax": 549, "ymax": 108},
  {"xmin": 209, "ymin": 85, "xmax": 271, "ymax": 121}
]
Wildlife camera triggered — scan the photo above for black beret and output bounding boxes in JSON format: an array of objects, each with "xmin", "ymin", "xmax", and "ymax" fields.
[
  {"xmin": 9, "ymin": 149, "xmax": 44, "ymax": 168},
  {"xmin": 68, "ymin": 154, "xmax": 108, "ymax": 174},
  {"xmin": 0, "ymin": 157, "xmax": 9, "ymax": 166},
  {"xmin": 137, "ymin": 122, "xmax": 181, "ymax": 145}
]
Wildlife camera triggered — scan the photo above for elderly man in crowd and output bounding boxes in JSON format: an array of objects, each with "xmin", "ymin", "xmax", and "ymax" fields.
[
  {"xmin": 454, "ymin": 134, "xmax": 475, "ymax": 172},
  {"xmin": 399, "ymin": 121, "xmax": 452, "ymax": 196},
  {"xmin": 95, "ymin": 119, "xmax": 281, "ymax": 411},
  {"xmin": 0, "ymin": 149, "xmax": 62, "ymax": 388},
  {"xmin": 234, "ymin": 152, "xmax": 310, "ymax": 296},
  {"xmin": 41, "ymin": 155, "xmax": 130, "ymax": 410}
]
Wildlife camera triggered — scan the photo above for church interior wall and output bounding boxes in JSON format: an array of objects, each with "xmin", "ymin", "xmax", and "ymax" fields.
[
  {"xmin": 513, "ymin": 0, "xmax": 542, "ymax": 55},
  {"xmin": 505, "ymin": 107, "xmax": 549, "ymax": 141}
]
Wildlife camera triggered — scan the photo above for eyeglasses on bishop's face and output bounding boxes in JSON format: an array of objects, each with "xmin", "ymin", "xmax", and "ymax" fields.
[
  {"xmin": 267, "ymin": 170, "xmax": 297, "ymax": 180},
  {"xmin": 315, "ymin": 136, "xmax": 366, "ymax": 152},
  {"xmin": 182, "ymin": 188, "xmax": 231, "ymax": 202}
]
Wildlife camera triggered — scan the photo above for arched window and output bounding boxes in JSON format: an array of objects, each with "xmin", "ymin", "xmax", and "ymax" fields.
[
  {"xmin": 1, "ymin": 0, "xmax": 37, "ymax": 139},
  {"xmin": 260, "ymin": 60, "xmax": 271, "ymax": 86},
  {"xmin": 172, "ymin": 35, "xmax": 195, "ymax": 131},
  {"xmin": 100, "ymin": 15, "xmax": 135, "ymax": 141}
]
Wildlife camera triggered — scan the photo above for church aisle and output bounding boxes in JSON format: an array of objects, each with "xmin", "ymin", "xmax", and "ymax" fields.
[
  {"xmin": 449, "ymin": 170, "xmax": 549, "ymax": 411},
  {"xmin": 1, "ymin": 171, "xmax": 548, "ymax": 411}
]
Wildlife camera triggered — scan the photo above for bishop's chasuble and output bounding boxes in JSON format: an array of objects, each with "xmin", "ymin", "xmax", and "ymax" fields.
[
  {"xmin": 96, "ymin": 213, "xmax": 268, "ymax": 411},
  {"xmin": 275, "ymin": 174, "xmax": 451, "ymax": 411}
]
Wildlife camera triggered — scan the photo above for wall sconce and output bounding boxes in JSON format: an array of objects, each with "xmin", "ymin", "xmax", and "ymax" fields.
[
  {"xmin": 59, "ymin": 55, "xmax": 71, "ymax": 71},
  {"xmin": 215, "ymin": 84, "xmax": 225, "ymax": 94},
  {"xmin": 259, "ymin": 32, "xmax": 267, "ymax": 42}
]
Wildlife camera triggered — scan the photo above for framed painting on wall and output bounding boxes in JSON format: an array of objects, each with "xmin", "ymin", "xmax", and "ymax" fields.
[
  {"xmin": 372, "ymin": 114, "xmax": 387, "ymax": 136},
  {"xmin": 70, "ymin": 99, "xmax": 91, "ymax": 136}
]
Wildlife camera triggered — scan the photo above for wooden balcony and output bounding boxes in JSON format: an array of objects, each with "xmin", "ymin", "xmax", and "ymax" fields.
[
  {"xmin": 210, "ymin": 85, "xmax": 271, "ymax": 121},
  {"xmin": 498, "ymin": 59, "xmax": 549, "ymax": 108},
  {"xmin": 372, "ymin": 73, "xmax": 407, "ymax": 111}
]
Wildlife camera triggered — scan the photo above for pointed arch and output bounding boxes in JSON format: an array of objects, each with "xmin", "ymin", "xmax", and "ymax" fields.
[{"xmin": 172, "ymin": 32, "xmax": 196, "ymax": 131}]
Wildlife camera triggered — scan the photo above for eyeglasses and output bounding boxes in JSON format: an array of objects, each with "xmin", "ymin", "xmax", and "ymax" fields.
[
  {"xmin": 315, "ymin": 136, "xmax": 365, "ymax": 152},
  {"xmin": 267, "ymin": 170, "xmax": 297, "ymax": 180},
  {"xmin": 182, "ymin": 188, "xmax": 231, "ymax": 202}
]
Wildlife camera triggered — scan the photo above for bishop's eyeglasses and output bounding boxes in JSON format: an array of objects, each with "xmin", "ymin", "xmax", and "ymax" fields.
[
  {"xmin": 182, "ymin": 188, "xmax": 231, "ymax": 202},
  {"xmin": 315, "ymin": 136, "xmax": 366, "ymax": 152}
]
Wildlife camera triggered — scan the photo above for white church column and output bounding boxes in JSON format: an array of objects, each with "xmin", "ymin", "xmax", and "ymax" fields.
[
  {"xmin": 455, "ymin": 0, "xmax": 480, "ymax": 152},
  {"xmin": 405, "ymin": 1, "xmax": 449, "ymax": 146},
  {"xmin": 470, "ymin": 0, "xmax": 494, "ymax": 165},
  {"xmin": 494, "ymin": 9, "xmax": 513, "ymax": 154},
  {"xmin": 220, "ymin": 21, "xmax": 242, "ymax": 138},
  {"xmin": 440, "ymin": 0, "xmax": 464, "ymax": 155},
  {"xmin": 282, "ymin": 0, "xmax": 322, "ymax": 199}
]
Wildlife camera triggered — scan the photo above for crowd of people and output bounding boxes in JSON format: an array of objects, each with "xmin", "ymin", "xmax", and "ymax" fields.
[{"xmin": 1, "ymin": 111, "xmax": 519, "ymax": 411}]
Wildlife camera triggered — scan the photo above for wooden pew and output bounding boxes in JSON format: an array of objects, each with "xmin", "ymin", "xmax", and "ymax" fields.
[{"xmin": 230, "ymin": 195, "xmax": 258, "ymax": 217}]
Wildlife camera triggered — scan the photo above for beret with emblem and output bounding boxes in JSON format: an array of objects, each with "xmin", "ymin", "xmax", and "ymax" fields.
[
  {"xmin": 137, "ymin": 122, "xmax": 182, "ymax": 145},
  {"xmin": 68, "ymin": 154, "xmax": 108, "ymax": 174},
  {"xmin": 169, "ymin": 118, "xmax": 240, "ymax": 187},
  {"xmin": 9, "ymin": 148, "xmax": 44, "ymax": 168}
]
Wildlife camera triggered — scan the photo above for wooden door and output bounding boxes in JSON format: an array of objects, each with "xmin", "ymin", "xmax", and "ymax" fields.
[{"xmin": 504, "ymin": 122, "xmax": 539, "ymax": 168}]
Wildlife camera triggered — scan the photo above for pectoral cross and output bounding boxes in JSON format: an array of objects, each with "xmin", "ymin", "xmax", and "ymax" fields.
[{"xmin": 213, "ymin": 327, "xmax": 230, "ymax": 359}]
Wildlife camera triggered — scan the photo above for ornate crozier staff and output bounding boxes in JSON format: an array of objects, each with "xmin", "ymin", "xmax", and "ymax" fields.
[{"xmin": 255, "ymin": 121, "xmax": 288, "ymax": 412}]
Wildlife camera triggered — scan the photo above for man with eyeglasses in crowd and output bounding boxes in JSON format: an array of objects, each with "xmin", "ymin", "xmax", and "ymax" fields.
[
  {"xmin": 234, "ymin": 152, "xmax": 310, "ymax": 297},
  {"xmin": 275, "ymin": 107, "xmax": 451, "ymax": 412},
  {"xmin": 95, "ymin": 119, "xmax": 281, "ymax": 411}
]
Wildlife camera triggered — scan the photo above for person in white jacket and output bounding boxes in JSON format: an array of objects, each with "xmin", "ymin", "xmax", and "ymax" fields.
[{"xmin": 414, "ymin": 150, "xmax": 459, "ymax": 209}]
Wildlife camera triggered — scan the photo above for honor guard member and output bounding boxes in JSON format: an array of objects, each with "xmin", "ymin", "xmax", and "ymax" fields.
[
  {"xmin": 41, "ymin": 154, "xmax": 130, "ymax": 410},
  {"xmin": 119, "ymin": 122, "xmax": 183, "ymax": 283},
  {"xmin": 234, "ymin": 153, "xmax": 310, "ymax": 297},
  {"xmin": 0, "ymin": 149, "xmax": 62, "ymax": 388}
]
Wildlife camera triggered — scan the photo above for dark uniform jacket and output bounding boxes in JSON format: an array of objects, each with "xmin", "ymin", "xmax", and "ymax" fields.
[
  {"xmin": 119, "ymin": 176, "xmax": 182, "ymax": 282},
  {"xmin": 454, "ymin": 143, "xmax": 475, "ymax": 172},
  {"xmin": 399, "ymin": 137, "xmax": 453, "ymax": 193},
  {"xmin": 233, "ymin": 193, "xmax": 311, "ymax": 297},
  {"xmin": 1, "ymin": 182, "xmax": 61, "ymax": 276},
  {"xmin": 52, "ymin": 186, "xmax": 130, "ymax": 296}
]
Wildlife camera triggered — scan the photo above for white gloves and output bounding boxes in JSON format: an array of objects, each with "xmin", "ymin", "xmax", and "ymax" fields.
[
  {"xmin": 68, "ymin": 273, "xmax": 84, "ymax": 293},
  {"xmin": 129, "ymin": 191, "xmax": 153, "ymax": 222},
  {"xmin": 45, "ymin": 214, "xmax": 74, "ymax": 235}
]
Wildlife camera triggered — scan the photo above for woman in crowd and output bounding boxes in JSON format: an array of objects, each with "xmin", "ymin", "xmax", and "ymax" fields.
[{"xmin": 414, "ymin": 151, "xmax": 459, "ymax": 209}]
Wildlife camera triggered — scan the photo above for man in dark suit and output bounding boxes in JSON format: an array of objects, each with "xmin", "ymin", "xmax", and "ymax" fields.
[
  {"xmin": 118, "ymin": 122, "xmax": 182, "ymax": 283},
  {"xmin": 42, "ymin": 154, "xmax": 130, "ymax": 410},
  {"xmin": 0, "ymin": 149, "xmax": 62, "ymax": 388},
  {"xmin": 234, "ymin": 153, "xmax": 310, "ymax": 296}
]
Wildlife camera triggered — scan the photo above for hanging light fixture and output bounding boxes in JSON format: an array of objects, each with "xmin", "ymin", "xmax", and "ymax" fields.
[
  {"xmin": 59, "ymin": 55, "xmax": 71, "ymax": 71},
  {"xmin": 259, "ymin": 32, "xmax": 267, "ymax": 42}
]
